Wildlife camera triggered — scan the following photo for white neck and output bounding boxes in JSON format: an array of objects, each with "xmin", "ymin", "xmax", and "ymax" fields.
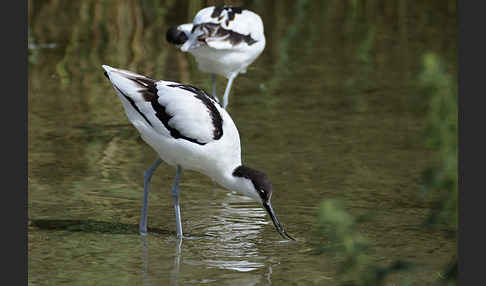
[{"xmin": 211, "ymin": 164, "xmax": 261, "ymax": 202}]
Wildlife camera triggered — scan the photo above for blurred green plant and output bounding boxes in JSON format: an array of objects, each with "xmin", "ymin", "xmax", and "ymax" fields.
[
  {"xmin": 318, "ymin": 200, "xmax": 410, "ymax": 286},
  {"xmin": 419, "ymin": 53, "xmax": 458, "ymax": 232},
  {"xmin": 317, "ymin": 53, "xmax": 457, "ymax": 285},
  {"xmin": 356, "ymin": 26, "xmax": 375, "ymax": 65},
  {"xmin": 28, "ymin": 29, "xmax": 38, "ymax": 65},
  {"xmin": 419, "ymin": 52, "xmax": 458, "ymax": 285}
]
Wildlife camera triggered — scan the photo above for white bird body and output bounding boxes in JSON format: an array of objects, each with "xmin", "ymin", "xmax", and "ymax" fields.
[
  {"xmin": 175, "ymin": 6, "xmax": 265, "ymax": 79},
  {"xmin": 167, "ymin": 6, "xmax": 266, "ymax": 108},
  {"xmin": 189, "ymin": 46, "xmax": 258, "ymax": 79},
  {"xmin": 102, "ymin": 65, "xmax": 293, "ymax": 240}
]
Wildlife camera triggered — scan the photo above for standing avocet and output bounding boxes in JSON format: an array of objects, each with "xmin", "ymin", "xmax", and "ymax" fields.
[
  {"xmin": 166, "ymin": 5, "xmax": 266, "ymax": 109},
  {"xmin": 102, "ymin": 65, "xmax": 293, "ymax": 240}
]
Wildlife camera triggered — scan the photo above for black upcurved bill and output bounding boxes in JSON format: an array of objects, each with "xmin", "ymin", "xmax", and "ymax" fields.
[{"xmin": 263, "ymin": 202, "xmax": 295, "ymax": 240}]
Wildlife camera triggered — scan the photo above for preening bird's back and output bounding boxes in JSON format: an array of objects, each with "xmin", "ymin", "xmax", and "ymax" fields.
[
  {"xmin": 188, "ymin": 6, "xmax": 266, "ymax": 77},
  {"xmin": 193, "ymin": 6, "xmax": 265, "ymax": 42}
]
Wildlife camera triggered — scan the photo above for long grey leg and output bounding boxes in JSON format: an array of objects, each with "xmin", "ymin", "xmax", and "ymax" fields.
[
  {"xmin": 171, "ymin": 238, "xmax": 182, "ymax": 286},
  {"xmin": 172, "ymin": 165, "xmax": 183, "ymax": 238},
  {"xmin": 140, "ymin": 236, "xmax": 150, "ymax": 284},
  {"xmin": 139, "ymin": 158, "xmax": 163, "ymax": 235},
  {"xmin": 211, "ymin": 73, "xmax": 217, "ymax": 100},
  {"xmin": 222, "ymin": 72, "xmax": 238, "ymax": 109}
]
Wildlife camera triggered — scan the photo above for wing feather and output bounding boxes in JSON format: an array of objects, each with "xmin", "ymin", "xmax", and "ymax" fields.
[
  {"xmin": 103, "ymin": 65, "xmax": 223, "ymax": 145},
  {"xmin": 188, "ymin": 6, "xmax": 263, "ymax": 50}
]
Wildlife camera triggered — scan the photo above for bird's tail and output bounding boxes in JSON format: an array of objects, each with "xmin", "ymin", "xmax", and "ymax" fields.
[
  {"xmin": 102, "ymin": 65, "xmax": 157, "ymax": 102},
  {"xmin": 102, "ymin": 65, "xmax": 164, "ymax": 131}
]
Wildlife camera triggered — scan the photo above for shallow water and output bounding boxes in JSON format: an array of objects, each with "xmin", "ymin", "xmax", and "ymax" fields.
[{"xmin": 28, "ymin": 1, "xmax": 457, "ymax": 285}]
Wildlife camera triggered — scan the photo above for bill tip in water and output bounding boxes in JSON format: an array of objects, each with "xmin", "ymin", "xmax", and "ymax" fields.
[{"xmin": 263, "ymin": 202, "xmax": 295, "ymax": 241}]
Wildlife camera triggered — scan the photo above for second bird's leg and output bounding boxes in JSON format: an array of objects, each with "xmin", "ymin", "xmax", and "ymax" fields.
[
  {"xmin": 222, "ymin": 72, "xmax": 238, "ymax": 109},
  {"xmin": 211, "ymin": 73, "xmax": 217, "ymax": 100},
  {"xmin": 172, "ymin": 165, "xmax": 183, "ymax": 238},
  {"xmin": 139, "ymin": 158, "xmax": 163, "ymax": 235}
]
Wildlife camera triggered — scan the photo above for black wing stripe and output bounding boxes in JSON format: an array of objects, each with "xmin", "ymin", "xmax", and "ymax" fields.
[
  {"xmin": 210, "ymin": 6, "xmax": 244, "ymax": 21},
  {"xmin": 150, "ymin": 99, "xmax": 206, "ymax": 146},
  {"xmin": 115, "ymin": 86, "xmax": 153, "ymax": 127},
  {"xmin": 125, "ymin": 78, "xmax": 223, "ymax": 145},
  {"xmin": 128, "ymin": 78, "xmax": 207, "ymax": 145},
  {"xmin": 167, "ymin": 84, "xmax": 223, "ymax": 140}
]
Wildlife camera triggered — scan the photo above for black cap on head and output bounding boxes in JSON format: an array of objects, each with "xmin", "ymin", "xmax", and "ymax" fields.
[
  {"xmin": 233, "ymin": 165, "xmax": 273, "ymax": 202},
  {"xmin": 166, "ymin": 26, "xmax": 188, "ymax": 45}
]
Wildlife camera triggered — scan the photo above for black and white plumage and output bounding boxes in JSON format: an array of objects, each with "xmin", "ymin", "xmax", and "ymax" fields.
[
  {"xmin": 166, "ymin": 5, "xmax": 266, "ymax": 109},
  {"xmin": 102, "ymin": 65, "xmax": 293, "ymax": 240}
]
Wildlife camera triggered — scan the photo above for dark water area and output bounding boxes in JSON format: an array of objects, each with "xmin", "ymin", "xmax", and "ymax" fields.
[{"xmin": 28, "ymin": 0, "xmax": 457, "ymax": 285}]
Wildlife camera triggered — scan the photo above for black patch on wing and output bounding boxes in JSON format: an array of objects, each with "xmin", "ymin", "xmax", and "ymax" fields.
[
  {"xmin": 114, "ymin": 74, "xmax": 223, "ymax": 145},
  {"xmin": 192, "ymin": 22, "xmax": 257, "ymax": 46},
  {"xmin": 228, "ymin": 31, "xmax": 257, "ymax": 46},
  {"xmin": 167, "ymin": 84, "xmax": 223, "ymax": 141},
  {"xmin": 114, "ymin": 86, "xmax": 153, "ymax": 128},
  {"xmin": 211, "ymin": 6, "xmax": 244, "ymax": 21},
  {"xmin": 126, "ymin": 78, "xmax": 210, "ymax": 145},
  {"xmin": 233, "ymin": 166, "xmax": 273, "ymax": 202},
  {"xmin": 104, "ymin": 69, "xmax": 152, "ymax": 125},
  {"xmin": 211, "ymin": 6, "xmax": 225, "ymax": 18}
]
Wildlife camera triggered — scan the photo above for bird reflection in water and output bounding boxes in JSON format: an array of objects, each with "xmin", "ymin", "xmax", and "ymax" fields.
[{"xmin": 140, "ymin": 236, "xmax": 183, "ymax": 286}]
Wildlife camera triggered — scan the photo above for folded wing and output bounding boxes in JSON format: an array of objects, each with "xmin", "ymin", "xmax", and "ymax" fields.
[{"xmin": 103, "ymin": 65, "xmax": 223, "ymax": 146}]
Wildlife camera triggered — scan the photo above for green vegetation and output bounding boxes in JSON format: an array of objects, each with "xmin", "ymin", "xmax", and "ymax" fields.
[
  {"xmin": 419, "ymin": 53, "xmax": 458, "ymax": 285},
  {"xmin": 317, "ymin": 53, "xmax": 457, "ymax": 285},
  {"xmin": 420, "ymin": 53, "xmax": 458, "ymax": 232},
  {"xmin": 318, "ymin": 200, "xmax": 410, "ymax": 285}
]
